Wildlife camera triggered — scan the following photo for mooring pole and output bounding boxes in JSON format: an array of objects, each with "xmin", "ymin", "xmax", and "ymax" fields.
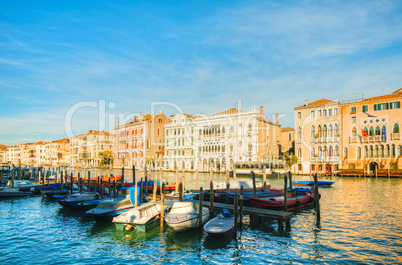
[
  {"xmin": 195, "ymin": 169, "xmax": 199, "ymax": 189},
  {"xmin": 314, "ymin": 173, "xmax": 320, "ymax": 220},
  {"xmin": 284, "ymin": 174, "xmax": 288, "ymax": 211},
  {"xmin": 121, "ymin": 167, "xmax": 124, "ymax": 187},
  {"xmin": 234, "ymin": 189, "xmax": 238, "ymax": 232},
  {"xmin": 210, "ymin": 181, "xmax": 214, "ymax": 215},
  {"xmin": 160, "ymin": 184, "xmax": 165, "ymax": 227},
  {"xmin": 132, "ymin": 165, "xmax": 136, "ymax": 187},
  {"xmin": 289, "ymin": 171, "xmax": 293, "ymax": 192},
  {"xmin": 252, "ymin": 171, "xmax": 257, "ymax": 198},
  {"xmin": 199, "ymin": 187, "xmax": 203, "ymax": 229},
  {"xmin": 240, "ymin": 185, "xmax": 244, "ymax": 227},
  {"xmin": 153, "ymin": 174, "xmax": 157, "ymax": 202},
  {"xmin": 263, "ymin": 164, "xmax": 267, "ymax": 192},
  {"xmin": 175, "ymin": 167, "xmax": 179, "ymax": 193}
]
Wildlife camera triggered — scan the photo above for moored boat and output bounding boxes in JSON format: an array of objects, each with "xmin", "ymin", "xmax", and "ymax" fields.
[
  {"xmin": 0, "ymin": 186, "xmax": 33, "ymax": 197},
  {"xmin": 58, "ymin": 191, "xmax": 101, "ymax": 209},
  {"xmin": 40, "ymin": 183, "xmax": 79, "ymax": 197},
  {"xmin": 85, "ymin": 187, "xmax": 140, "ymax": 221},
  {"xmin": 165, "ymin": 201, "xmax": 210, "ymax": 232},
  {"xmin": 249, "ymin": 188, "xmax": 316, "ymax": 211},
  {"xmin": 204, "ymin": 209, "xmax": 235, "ymax": 237},
  {"xmin": 292, "ymin": 181, "xmax": 334, "ymax": 186}
]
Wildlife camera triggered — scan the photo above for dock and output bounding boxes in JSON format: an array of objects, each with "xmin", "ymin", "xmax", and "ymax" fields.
[{"xmin": 200, "ymin": 201, "xmax": 293, "ymax": 223}]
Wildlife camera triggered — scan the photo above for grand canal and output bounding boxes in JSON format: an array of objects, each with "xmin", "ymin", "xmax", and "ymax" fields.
[{"xmin": 0, "ymin": 172, "xmax": 401, "ymax": 264}]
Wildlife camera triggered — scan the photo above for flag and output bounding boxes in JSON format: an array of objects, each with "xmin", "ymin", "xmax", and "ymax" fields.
[
  {"xmin": 384, "ymin": 127, "xmax": 387, "ymax": 142},
  {"xmin": 362, "ymin": 129, "xmax": 368, "ymax": 137},
  {"xmin": 371, "ymin": 127, "xmax": 375, "ymax": 136}
]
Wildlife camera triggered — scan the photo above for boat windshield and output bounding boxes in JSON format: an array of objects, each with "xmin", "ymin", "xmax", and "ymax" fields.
[{"xmin": 97, "ymin": 202, "xmax": 114, "ymax": 209}]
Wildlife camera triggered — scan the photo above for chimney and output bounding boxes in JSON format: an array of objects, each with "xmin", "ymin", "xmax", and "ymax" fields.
[
  {"xmin": 305, "ymin": 99, "xmax": 308, "ymax": 106},
  {"xmin": 159, "ymin": 110, "xmax": 163, "ymax": 115},
  {"xmin": 276, "ymin": 113, "xmax": 279, "ymax": 124},
  {"xmin": 260, "ymin": 106, "xmax": 264, "ymax": 119}
]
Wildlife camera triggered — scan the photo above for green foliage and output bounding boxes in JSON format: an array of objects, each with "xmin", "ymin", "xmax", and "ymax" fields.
[
  {"xmin": 283, "ymin": 152, "xmax": 298, "ymax": 167},
  {"xmin": 390, "ymin": 162, "xmax": 398, "ymax": 170}
]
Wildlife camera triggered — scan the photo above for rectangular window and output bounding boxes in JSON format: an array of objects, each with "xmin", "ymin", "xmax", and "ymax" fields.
[
  {"xmin": 323, "ymin": 109, "xmax": 327, "ymax": 116},
  {"xmin": 334, "ymin": 108, "xmax": 338, "ymax": 115},
  {"xmin": 351, "ymin": 117, "xmax": 356, "ymax": 123},
  {"xmin": 329, "ymin": 109, "xmax": 333, "ymax": 116},
  {"xmin": 298, "ymin": 112, "xmax": 301, "ymax": 119},
  {"xmin": 362, "ymin": 105, "xmax": 368, "ymax": 112},
  {"xmin": 191, "ymin": 150, "xmax": 193, "ymax": 155},
  {"xmin": 310, "ymin": 111, "xmax": 315, "ymax": 118},
  {"xmin": 351, "ymin": 106, "xmax": 356, "ymax": 113},
  {"xmin": 318, "ymin": 110, "xmax": 322, "ymax": 117}
]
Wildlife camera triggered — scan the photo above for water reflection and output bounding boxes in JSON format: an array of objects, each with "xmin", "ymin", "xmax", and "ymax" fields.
[{"xmin": 203, "ymin": 232, "xmax": 235, "ymax": 249}]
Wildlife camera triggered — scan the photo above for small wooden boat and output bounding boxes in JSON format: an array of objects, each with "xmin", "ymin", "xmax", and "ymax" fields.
[
  {"xmin": 249, "ymin": 189, "xmax": 316, "ymax": 211},
  {"xmin": 292, "ymin": 181, "xmax": 334, "ymax": 186},
  {"xmin": 165, "ymin": 201, "xmax": 210, "ymax": 232},
  {"xmin": 40, "ymin": 183, "xmax": 79, "ymax": 197},
  {"xmin": 0, "ymin": 186, "xmax": 33, "ymax": 197},
  {"xmin": 204, "ymin": 210, "xmax": 235, "ymax": 237},
  {"xmin": 85, "ymin": 187, "xmax": 140, "ymax": 221}
]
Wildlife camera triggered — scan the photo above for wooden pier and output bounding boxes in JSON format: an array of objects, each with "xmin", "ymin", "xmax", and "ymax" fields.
[{"xmin": 200, "ymin": 201, "xmax": 293, "ymax": 229}]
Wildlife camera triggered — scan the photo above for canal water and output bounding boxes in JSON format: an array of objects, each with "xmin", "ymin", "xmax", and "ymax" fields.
[{"xmin": 0, "ymin": 173, "xmax": 401, "ymax": 264}]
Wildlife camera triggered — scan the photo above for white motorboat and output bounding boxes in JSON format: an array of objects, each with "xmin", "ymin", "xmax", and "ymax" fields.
[
  {"xmin": 165, "ymin": 201, "xmax": 210, "ymax": 232},
  {"xmin": 85, "ymin": 187, "xmax": 140, "ymax": 221},
  {"xmin": 6, "ymin": 180, "xmax": 43, "ymax": 194}
]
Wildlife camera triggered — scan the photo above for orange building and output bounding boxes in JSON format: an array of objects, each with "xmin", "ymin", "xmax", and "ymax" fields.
[{"xmin": 341, "ymin": 88, "xmax": 402, "ymax": 174}]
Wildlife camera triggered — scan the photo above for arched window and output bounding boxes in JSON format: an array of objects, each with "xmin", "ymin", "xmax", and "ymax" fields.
[
  {"xmin": 298, "ymin": 127, "xmax": 302, "ymax": 140},
  {"xmin": 370, "ymin": 126, "xmax": 374, "ymax": 136},
  {"xmin": 364, "ymin": 127, "xmax": 369, "ymax": 136},
  {"xmin": 329, "ymin": 146, "xmax": 333, "ymax": 157},
  {"xmin": 311, "ymin": 148, "xmax": 315, "ymax": 157},
  {"xmin": 380, "ymin": 145, "xmax": 384, "ymax": 157},
  {"xmin": 289, "ymin": 133, "xmax": 292, "ymax": 141},
  {"xmin": 323, "ymin": 146, "xmax": 327, "ymax": 157},
  {"xmin": 199, "ymin": 129, "xmax": 202, "ymax": 136},
  {"xmin": 364, "ymin": 146, "xmax": 368, "ymax": 158},
  {"xmin": 298, "ymin": 148, "xmax": 302, "ymax": 158},
  {"xmin": 357, "ymin": 147, "xmax": 361, "ymax": 159},
  {"xmin": 335, "ymin": 145, "xmax": 339, "ymax": 157},
  {"xmin": 230, "ymin": 126, "xmax": 234, "ymax": 133},
  {"xmin": 222, "ymin": 127, "xmax": 225, "ymax": 134},
  {"xmin": 370, "ymin": 145, "xmax": 373, "ymax": 157},
  {"xmin": 311, "ymin": 126, "xmax": 316, "ymax": 138},
  {"xmin": 386, "ymin": 144, "xmax": 390, "ymax": 156},
  {"xmin": 318, "ymin": 146, "xmax": 322, "ymax": 157},
  {"xmin": 334, "ymin": 124, "xmax": 339, "ymax": 136},
  {"xmin": 157, "ymin": 128, "xmax": 160, "ymax": 136},
  {"xmin": 398, "ymin": 145, "xmax": 402, "ymax": 157},
  {"xmin": 352, "ymin": 127, "xmax": 357, "ymax": 137},
  {"xmin": 318, "ymin": 125, "xmax": 322, "ymax": 137},
  {"xmin": 375, "ymin": 145, "xmax": 379, "ymax": 157},
  {"xmin": 344, "ymin": 147, "xmax": 348, "ymax": 159},
  {"xmin": 323, "ymin": 125, "xmax": 328, "ymax": 137},
  {"xmin": 391, "ymin": 144, "xmax": 396, "ymax": 157},
  {"xmin": 375, "ymin": 126, "xmax": 380, "ymax": 136},
  {"xmin": 394, "ymin": 123, "xmax": 400, "ymax": 133},
  {"xmin": 329, "ymin": 124, "xmax": 333, "ymax": 137}
]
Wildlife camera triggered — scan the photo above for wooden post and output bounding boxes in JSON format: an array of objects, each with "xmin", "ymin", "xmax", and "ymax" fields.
[
  {"xmin": 47, "ymin": 169, "xmax": 49, "ymax": 186},
  {"xmin": 132, "ymin": 165, "xmax": 136, "ymax": 186},
  {"xmin": 40, "ymin": 170, "xmax": 44, "ymax": 187},
  {"xmin": 288, "ymin": 171, "xmax": 293, "ymax": 192},
  {"xmin": 179, "ymin": 183, "xmax": 183, "ymax": 202},
  {"xmin": 284, "ymin": 174, "xmax": 288, "ymax": 211},
  {"xmin": 226, "ymin": 169, "xmax": 230, "ymax": 203},
  {"xmin": 209, "ymin": 168, "xmax": 213, "ymax": 182},
  {"xmin": 263, "ymin": 165, "xmax": 267, "ymax": 192},
  {"xmin": 209, "ymin": 181, "xmax": 214, "ymax": 215},
  {"xmin": 100, "ymin": 179, "xmax": 104, "ymax": 199},
  {"xmin": 97, "ymin": 176, "xmax": 100, "ymax": 192},
  {"xmin": 87, "ymin": 171, "xmax": 91, "ymax": 191},
  {"xmin": 195, "ymin": 169, "xmax": 199, "ymax": 189},
  {"xmin": 240, "ymin": 185, "xmax": 244, "ymax": 227},
  {"xmin": 233, "ymin": 167, "xmax": 237, "ymax": 180},
  {"xmin": 108, "ymin": 177, "xmax": 111, "ymax": 197},
  {"xmin": 30, "ymin": 168, "xmax": 33, "ymax": 180},
  {"xmin": 313, "ymin": 173, "xmax": 320, "ymax": 220},
  {"xmin": 121, "ymin": 167, "xmax": 124, "ymax": 187},
  {"xmin": 182, "ymin": 175, "xmax": 186, "ymax": 196},
  {"xmin": 18, "ymin": 160, "xmax": 21, "ymax": 180},
  {"xmin": 60, "ymin": 170, "xmax": 64, "ymax": 190},
  {"xmin": 0, "ymin": 169, "xmax": 3, "ymax": 184},
  {"xmin": 160, "ymin": 184, "xmax": 165, "ymax": 227},
  {"xmin": 140, "ymin": 177, "xmax": 143, "ymax": 203},
  {"xmin": 198, "ymin": 187, "xmax": 203, "ymax": 229},
  {"xmin": 113, "ymin": 180, "xmax": 117, "ymax": 198},
  {"xmin": 234, "ymin": 189, "xmax": 238, "ymax": 232},
  {"xmin": 79, "ymin": 173, "xmax": 82, "ymax": 193},
  {"xmin": 252, "ymin": 171, "xmax": 257, "ymax": 198},
  {"xmin": 153, "ymin": 174, "xmax": 157, "ymax": 202},
  {"xmin": 70, "ymin": 172, "xmax": 74, "ymax": 194},
  {"xmin": 11, "ymin": 167, "xmax": 15, "ymax": 187},
  {"xmin": 144, "ymin": 167, "xmax": 148, "ymax": 193},
  {"xmin": 175, "ymin": 167, "xmax": 179, "ymax": 192},
  {"xmin": 135, "ymin": 179, "xmax": 138, "ymax": 207}
]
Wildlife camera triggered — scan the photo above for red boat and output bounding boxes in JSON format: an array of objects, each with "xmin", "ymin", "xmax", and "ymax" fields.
[{"xmin": 249, "ymin": 189, "xmax": 315, "ymax": 211}]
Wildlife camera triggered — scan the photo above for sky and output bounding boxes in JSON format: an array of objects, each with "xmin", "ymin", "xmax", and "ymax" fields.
[{"xmin": 1, "ymin": 0, "xmax": 402, "ymax": 145}]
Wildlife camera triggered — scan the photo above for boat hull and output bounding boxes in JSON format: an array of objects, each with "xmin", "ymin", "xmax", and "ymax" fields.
[
  {"xmin": 250, "ymin": 193, "xmax": 315, "ymax": 211},
  {"xmin": 166, "ymin": 210, "xmax": 210, "ymax": 232},
  {"xmin": 204, "ymin": 216, "xmax": 235, "ymax": 237}
]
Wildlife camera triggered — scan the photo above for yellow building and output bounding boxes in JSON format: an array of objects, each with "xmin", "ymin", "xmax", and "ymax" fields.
[{"xmin": 341, "ymin": 88, "xmax": 402, "ymax": 175}]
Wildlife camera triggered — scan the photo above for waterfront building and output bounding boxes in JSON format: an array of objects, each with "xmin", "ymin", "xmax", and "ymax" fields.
[
  {"xmin": 70, "ymin": 131, "xmax": 113, "ymax": 167},
  {"xmin": 163, "ymin": 106, "xmax": 286, "ymax": 171},
  {"xmin": 341, "ymin": 88, "xmax": 402, "ymax": 174},
  {"xmin": 34, "ymin": 141, "xmax": 47, "ymax": 165},
  {"xmin": 6, "ymin": 145, "xmax": 23, "ymax": 165},
  {"xmin": 294, "ymin": 99, "xmax": 341, "ymax": 175},
  {"xmin": 45, "ymin": 138, "xmax": 70, "ymax": 166},
  {"xmin": 0, "ymin": 147, "xmax": 7, "ymax": 164},
  {"xmin": 163, "ymin": 113, "xmax": 197, "ymax": 170},
  {"xmin": 113, "ymin": 112, "xmax": 169, "ymax": 168},
  {"xmin": 279, "ymin": 127, "xmax": 295, "ymax": 157}
]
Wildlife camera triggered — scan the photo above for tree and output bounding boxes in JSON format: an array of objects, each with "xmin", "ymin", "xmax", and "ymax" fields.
[
  {"xmin": 99, "ymin": 150, "xmax": 113, "ymax": 168},
  {"xmin": 283, "ymin": 152, "xmax": 298, "ymax": 170}
]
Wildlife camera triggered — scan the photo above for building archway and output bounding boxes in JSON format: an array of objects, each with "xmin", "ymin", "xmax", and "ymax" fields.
[{"xmin": 369, "ymin": 161, "xmax": 378, "ymax": 175}]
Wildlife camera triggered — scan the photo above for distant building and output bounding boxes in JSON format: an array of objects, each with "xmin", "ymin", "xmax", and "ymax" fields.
[
  {"xmin": 113, "ymin": 112, "xmax": 169, "ymax": 169},
  {"xmin": 70, "ymin": 131, "xmax": 113, "ymax": 167}
]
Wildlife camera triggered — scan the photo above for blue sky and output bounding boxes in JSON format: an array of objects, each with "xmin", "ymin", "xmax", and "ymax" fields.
[{"xmin": 1, "ymin": 0, "xmax": 402, "ymax": 145}]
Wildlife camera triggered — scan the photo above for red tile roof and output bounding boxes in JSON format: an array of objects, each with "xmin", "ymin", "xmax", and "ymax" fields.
[
  {"xmin": 281, "ymin": 127, "xmax": 294, "ymax": 132},
  {"xmin": 213, "ymin": 108, "xmax": 242, "ymax": 116},
  {"xmin": 295, "ymin": 99, "xmax": 337, "ymax": 109}
]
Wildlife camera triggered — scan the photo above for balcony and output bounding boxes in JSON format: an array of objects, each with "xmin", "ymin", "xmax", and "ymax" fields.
[
  {"xmin": 349, "ymin": 136, "xmax": 357, "ymax": 143},
  {"xmin": 361, "ymin": 136, "xmax": 385, "ymax": 143},
  {"xmin": 392, "ymin": 133, "xmax": 400, "ymax": 140},
  {"xmin": 310, "ymin": 157, "xmax": 317, "ymax": 163},
  {"xmin": 310, "ymin": 138, "xmax": 316, "ymax": 143},
  {"xmin": 296, "ymin": 139, "xmax": 302, "ymax": 144},
  {"xmin": 322, "ymin": 137, "xmax": 327, "ymax": 143},
  {"xmin": 334, "ymin": 137, "xmax": 339, "ymax": 143}
]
